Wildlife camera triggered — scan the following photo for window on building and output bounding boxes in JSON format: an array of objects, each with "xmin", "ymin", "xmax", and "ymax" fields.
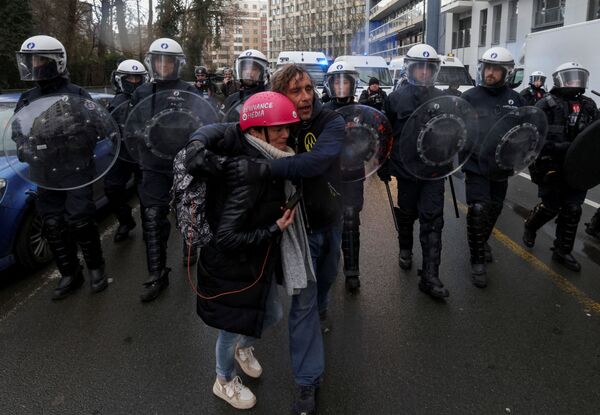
[
  {"xmin": 479, "ymin": 9, "xmax": 488, "ymax": 46},
  {"xmin": 492, "ymin": 4, "xmax": 502, "ymax": 44},
  {"xmin": 507, "ymin": 0, "xmax": 518, "ymax": 41},
  {"xmin": 533, "ymin": 0, "xmax": 565, "ymax": 29},
  {"xmin": 588, "ymin": 0, "xmax": 600, "ymax": 19},
  {"xmin": 452, "ymin": 16, "xmax": 471, "ymax": 48}
]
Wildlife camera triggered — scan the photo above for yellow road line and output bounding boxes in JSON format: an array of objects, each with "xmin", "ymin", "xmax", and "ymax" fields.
[{"xmin": 455, "ymin": 200, "xmax": 600, "ymax": 315}]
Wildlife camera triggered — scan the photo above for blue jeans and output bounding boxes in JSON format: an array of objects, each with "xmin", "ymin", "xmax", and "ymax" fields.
[
  {"xmin": 288, "ymin": 221, "xmax": 342, "ymax": 387},
  {"xmin": 215, "ymin": 278, "xmax": 282, "ymax": 381}
]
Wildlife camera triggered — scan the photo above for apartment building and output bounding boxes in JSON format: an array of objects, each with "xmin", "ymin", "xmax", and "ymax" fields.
[
  {"xmin": 268, "ymin": 0, "xmax": 367, "ymax": 65},
  {"xmin": 440, "ymin": 0, "xmax": 599, "ymax": 77},
  {"xmin": 204, "ymin": 0, "xmax": 269, "ymax": 69}
]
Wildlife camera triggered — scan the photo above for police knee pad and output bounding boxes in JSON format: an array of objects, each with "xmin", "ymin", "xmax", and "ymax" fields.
[
  {"xmin": 468, "ymin": 202, "xmax": 486, "ymax": 217},
  {"xmin": 421, "ymin": 215, "xmax": 444, "ymax": 234},
  {"xmin": 142, "ymin": 206, "xmax": 171, "ymax": 237},
  {"xmin": 562, "ymin": 203, "xmax": 582, "ymax": 218},
  {"xmin": 343, "ymin": 207, "xmax": 360, "ymax": 231},
  {"xmin": 43, "ymin": 215, "xmax": 67, "ymax": 236}
]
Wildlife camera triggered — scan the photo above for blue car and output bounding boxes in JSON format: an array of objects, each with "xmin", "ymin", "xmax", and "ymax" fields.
[{"xmin": 0, "ymin": 91, "xmax": 115, "ymax": 272}]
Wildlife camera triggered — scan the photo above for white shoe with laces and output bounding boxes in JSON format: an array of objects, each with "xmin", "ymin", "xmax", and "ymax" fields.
[
  {"xmin": 235, "ymin": 345, "xmax": 263, "ymax": 378},
  {"xmin": 212, "ymin": 376, "xmax": 256, "ymax": 409}
]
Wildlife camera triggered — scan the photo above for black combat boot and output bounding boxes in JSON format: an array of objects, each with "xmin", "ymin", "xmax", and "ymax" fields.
[
  {"xmin": 467, "ymin": 203, "xmax": 488, "ymax": 288},
  {"xmin": 396, "ymin": 207, "xmax": 416, "ymax": 271},
  {"xmin": 523, "ymin": 203, "xmax": 557, "ymax": 248},
  {"xmin": 482, "ymin": 201, "xmax": 503, "ymax": 262},
  {"xmin": 585, "ymin": 209, "xmax": 600, "ymax": 239},
  {"xmin": 418, "ymin": 218, "xmax": 449, "ymax": 299},
  {"xmin": 342, "ymin": 207, "xmax": 360, "ymax": 292},
  {"xmin": 72, "ymin": 219, "xmax": 108, "ymax": 293},
  {"xmin": 141, "ymin": 206, "xmax": 171, "ymax": 302},
  {"xmin": 106, "ymin": 188, "xmax": 136, "ymax": 242},
  {"xmin": 552, "ymin": 204, "xmax": 582, "ymax": 272},
  {"xmin": 44, "ymin": 216, "xmax": 84, "ymax": 300}
]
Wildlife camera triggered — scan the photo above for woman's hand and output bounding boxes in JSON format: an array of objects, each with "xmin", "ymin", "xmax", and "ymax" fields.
[{"xmin": 276, "ymin": 208, "xmax": 296, "ymax": 231}]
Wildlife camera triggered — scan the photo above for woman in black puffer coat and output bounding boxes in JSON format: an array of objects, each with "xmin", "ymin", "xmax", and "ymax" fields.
[{"xmin": 195, "ymin": 91, "xmax": 300, "ymax": 410}]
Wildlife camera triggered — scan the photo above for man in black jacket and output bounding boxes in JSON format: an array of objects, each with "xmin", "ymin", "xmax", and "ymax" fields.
[
  {"xmin": 14, "ymin": 35, "xmax": 108, "ymax": 300},
  {"xmin": 522, "ymin": 62, "xmax": 599, "ymax": 271},
  {"xmin": 103, "ymin": 59, "xmax": 147, "ymax": 242},
  {"xmin": 461, "ymin": 47, "xmax": 526, "ymax": 288},
  {"xmin": 358, "ymin": 77, "xmax": 387, "ymax": 111},
  {"xmin": 186, "ymin": 64, "xmax": 345, "ymax": 415},
  {"xmin": 131, "ymin": 37, "xmax": 201, "ymax": 302}
]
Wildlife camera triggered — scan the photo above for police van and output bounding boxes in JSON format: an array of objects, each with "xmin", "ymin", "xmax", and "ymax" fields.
[
  {"xmin": 389, "ymin": 54, "xmax": 474, "ymax": 93},
  {"xmin": 333, "ymin": 55, "xmax": 393, "ymax": 100},
  {"xmin": 276, "ymin": 51, "xmax": 330, "ymax": 87}
]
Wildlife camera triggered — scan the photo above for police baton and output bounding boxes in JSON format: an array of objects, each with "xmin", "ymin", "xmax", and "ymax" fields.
[
  {"xmin": 384, "ymin": 180, "xmax": 399, "ymax": 233},
  {"xmin": 448, "ymin": 175, "xmax": 460, "ymax": 219}
]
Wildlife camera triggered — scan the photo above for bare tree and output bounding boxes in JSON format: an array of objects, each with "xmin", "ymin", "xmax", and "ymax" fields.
[{"xmin": 115, "ymin": 0, "xmax": 131, "ymax": 53}]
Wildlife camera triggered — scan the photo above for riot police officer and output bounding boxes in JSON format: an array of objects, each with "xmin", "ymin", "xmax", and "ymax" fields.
[
  {"xmin": 520, "ymin": 71, "xmax": 547, "ymax": 106},
  {"xmin": 131, "ymin": 37, "xmax": 199, "ymax": 302},
  {"xmin": 104, "ymin": 59, "xmax": 147, "ymax": 242},
  {"xmin": 461, "ymin": 47, "xmax": 526, "ymax": 288},
  {"xmin": 523, "ymin": 62, "xmax": 599, "ymax": 271},
  {"xmin": 14, "ymin": 35, "xmax": 108, "ymax": 300},
  {"xmin": 222, "ymin": 49, "xmax": 268, "ymax": 113},
  {"xmin": 378, "ymin": 44, "xmax": 449, "ymax": 299},
  {"xmin": 323, "ymin": 61, "xmax": 362, "ymax": 292}
]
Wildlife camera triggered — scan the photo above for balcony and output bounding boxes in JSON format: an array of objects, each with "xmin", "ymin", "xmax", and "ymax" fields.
[
  {"xmin": 369, "ymin": 6, "xmax": 423, "ymax": 42},
  {"xmin": 370, "ymin": 0, "xmax": 412, "ymax": 21},
  {"xmin": 440, "ymin": 0, "xmax": 473, "ymax": 14}
]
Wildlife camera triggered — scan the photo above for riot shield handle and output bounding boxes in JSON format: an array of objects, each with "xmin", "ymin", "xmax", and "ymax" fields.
[{"xmin": 448, "ymin": 175, "xmax": 460, "ymax": 219}]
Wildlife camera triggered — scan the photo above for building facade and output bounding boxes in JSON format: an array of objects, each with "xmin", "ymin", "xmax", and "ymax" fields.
[
  {"xmin": 204, "ymin": 0, "xmax": 268, "ymax": 69},
  {"xmin": 440, "ymin": 0, "xmax": 599, "ymax": 77},
  {"xmin": 268, "ymin": 0, "xmax": 367, "ymax": 65}
]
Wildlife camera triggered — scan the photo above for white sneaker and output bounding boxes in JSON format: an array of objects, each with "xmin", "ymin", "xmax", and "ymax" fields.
[
  {"xmin": 235, "ymin": 345, "xmax": 263, "ymax": 378},
  {"xmin": 212, "ymin": 376, "xmax": 256, "ymax": 410}
]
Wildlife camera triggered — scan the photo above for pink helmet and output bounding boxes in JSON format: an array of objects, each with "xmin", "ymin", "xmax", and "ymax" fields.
[{"xmin": 240, "ymin": 91, "xmax": 299, "ymax": 131}]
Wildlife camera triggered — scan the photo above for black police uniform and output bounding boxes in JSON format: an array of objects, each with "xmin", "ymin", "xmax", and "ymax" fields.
[
  {"xmin": 383, "ymin": 83, "xmax": 449, "ymax": 298},
  {"xmin": 461, "ymin": 84, "xmax": 525, "ymax": 286},
  {"xmin": 14, "ymin": 76, "xmax": 107, "ymax": 299},
  {"xmin": 129, "ymin": 79, "xmax": 199, "ymax": 301},
  {"xmin": 520, "ymin": 86, "xmax": 547, "ymax": 106},
  {"xmin": 323, "ymin": 97, "xmax": 363, "ymax": 290},
  {"xmin": 103, "ymin": 91, "xmax": 141, "ymax": 242},
  {"xmin": 222, "ymin": 83, "xmax": 265, "ymax": 114},
  {"xmin": 523, "ymin": 89, "xmax": 599, "ymax": 271}
]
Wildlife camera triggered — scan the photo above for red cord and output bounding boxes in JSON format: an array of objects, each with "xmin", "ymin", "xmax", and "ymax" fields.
[{"xmin": 186, "ymin": 201, "xmax": 272, "ymax": 300}]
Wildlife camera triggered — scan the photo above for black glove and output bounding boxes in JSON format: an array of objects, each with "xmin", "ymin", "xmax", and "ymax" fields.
[
  {"xmin": 377, "ymin": 160, "xmax": 391, "ymax": 182},
  {"xmin": 184, "ymin": 140, "xmax": 222, "ymax": 177},
  {"xmin": 225, "ymin": 157, "xmax": 271, "ymax": 186}
]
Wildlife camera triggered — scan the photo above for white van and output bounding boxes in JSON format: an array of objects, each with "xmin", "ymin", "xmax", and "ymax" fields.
[
  {"xmin": 389, "ymin": 55, "xmax": 474, "ymax": 93},
  {"xmin": 333, "ymin": 55, "xmax": 393, "ymax": 100},
  {"xmin": 276, "ymin": 51, "xmax": 329, "ymax": 86}
]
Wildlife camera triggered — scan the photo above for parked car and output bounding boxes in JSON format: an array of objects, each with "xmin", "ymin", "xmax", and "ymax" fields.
[{"xmin": 0, "ymin": 91, "xmax": 115, "ymax": 272}]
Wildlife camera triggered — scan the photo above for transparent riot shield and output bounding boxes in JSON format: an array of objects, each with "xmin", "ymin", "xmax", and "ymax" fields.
[
  {"xmin": 110, "ymin": 100, "xmax": 135, "ymax": 163},
  {"xmin": 564, "ymin": 119, "xmax": 600, "ymax": 191},
  {"xmin": 124, "ymin": 90, "xmax": 219, "ymax": 173},
  {"xmin": 398, "ymin": 96, "xmax": 478, "ymax": 180},
  {"xmin": 478, "ymin": 106, "xmax": 548, "ymax": 181},
  {"xmin": 2, "ymin": 94, "xmax": 120, "ymax": 191},
  {"xmin": 223, "ymin": 101, "xmax": 243, "ymax": 123},
  {"xmin": 336, "ymin": 105, "xmax": 393, "ymax": 182}
]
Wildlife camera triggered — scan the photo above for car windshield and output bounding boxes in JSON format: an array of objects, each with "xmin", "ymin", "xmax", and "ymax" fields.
[
  {"xmin": 436, "ymin": 66, "xmax": 473, "ymax": 86},
  {"xmin": 278, "ymin": 63, "xmax": 328, "ymax": 86},
  {"xmin": 355, "ymin": 67, "xmax": 393, "ymax": 86}
]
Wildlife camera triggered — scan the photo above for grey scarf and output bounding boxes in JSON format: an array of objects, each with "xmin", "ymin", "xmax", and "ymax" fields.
[{"xmin": 245, "ymin": 133, "xmax": 316, "ymax": 295}]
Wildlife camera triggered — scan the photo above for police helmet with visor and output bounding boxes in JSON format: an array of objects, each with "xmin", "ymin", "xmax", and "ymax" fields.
[
  {"xmin": 477, "ymin": 47, "xmax": 515, "ymax": 88},
  {"xmin": 113, "ymin": 59, "xmax": 148, "ymax": 94},
  {"xmin": 144, "ymin": 38, "xmax": 186, "ymax": 81},
  {"xmin": 552, "ymin": 62, "xmax": 589, "ymax": 91},
  {"xmin": 529, "ymin": 70, "xmax": 546, "ymax": 87},
  {"xmin": 235, "ymin": 49, "xmax": 269, "ymax": 86},
  {"xmin": 16, "ymin": 35, "xmax": 67, "ymax": 81},
  {"xmin": 404, "ymin": 44, "xmax": 441, "ymax": 87},
  {"xmin": 324, "ymin": 61, "xmax": 359, "ymax": 99}
]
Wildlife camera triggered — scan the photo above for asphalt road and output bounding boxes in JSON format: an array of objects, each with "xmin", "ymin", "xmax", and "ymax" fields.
[{"xmin": 1, "ymin": 174, "xmax": 600, "ymax": 415}]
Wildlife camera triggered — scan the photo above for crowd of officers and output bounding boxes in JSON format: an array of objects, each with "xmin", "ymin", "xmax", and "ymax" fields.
[{"xmin": 11, "ymin": 32, "xmax": 600, "ymax": 414}]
